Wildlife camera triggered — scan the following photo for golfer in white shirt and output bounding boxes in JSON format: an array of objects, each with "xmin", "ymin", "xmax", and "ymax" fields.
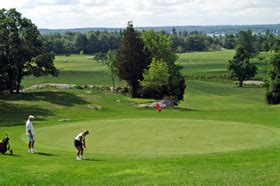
[
  {"xmin": 74, "ymin": 130, "xmax": 89, "ymax": 160},
  {"xmin": 26, "ymin": 115, "xmax": 37, "ymax": 153}
]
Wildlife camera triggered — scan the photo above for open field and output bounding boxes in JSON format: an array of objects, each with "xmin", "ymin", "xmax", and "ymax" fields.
[
  {"xmin": 1, "ymin": 51, "xmax": 280, "ymax": 185},
  {"xmin": 177, "ymin": 50, "xmax": 270, "ymax": 81},
  {"xmin": 22, "ymin": 50, "xmax": 270, "ymax": 88},
  {"xmin": 22, "ymin": 55, "xmax": 117, "ymax": 88}
]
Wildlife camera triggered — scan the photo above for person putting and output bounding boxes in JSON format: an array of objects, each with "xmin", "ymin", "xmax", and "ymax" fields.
[{"xmin": 74, "ymin": 130, "xmax": 89, "ymax": 160}]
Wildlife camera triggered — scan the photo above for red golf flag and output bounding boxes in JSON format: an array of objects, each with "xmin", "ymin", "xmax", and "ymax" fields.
[{"xmin": 156, "ymin": 102, "xmax": 161, "ymax": 112}]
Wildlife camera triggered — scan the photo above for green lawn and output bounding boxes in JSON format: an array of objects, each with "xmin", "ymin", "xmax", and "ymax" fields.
[
  {"xmin": 22, "ymin": 50, "xmax": 270, "ymax": 88},
  {"xmin": 22, "ymin": 55, "xmax": 119, "ymax": 87},
  {"xmin": 36, "ymin": 118, "xmax": 280, "ymax": 155},
  {"xmin": 177, "ymin": 50, "xmax": 270, "ymax": 81},
  {"xmin": 1, "ymin": 51, "xmax": 280, "ymax": 185}
]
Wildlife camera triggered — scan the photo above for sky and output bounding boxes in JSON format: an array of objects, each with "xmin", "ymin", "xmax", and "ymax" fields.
[{"xmin": 1, "ymin": 0, "xmax": 280, "ymax": 29}]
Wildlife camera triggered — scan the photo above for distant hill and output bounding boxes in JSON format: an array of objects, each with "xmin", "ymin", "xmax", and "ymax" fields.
[{"xmin": 39, "ymin": 24, "xmax": 280, "ymax": 35}]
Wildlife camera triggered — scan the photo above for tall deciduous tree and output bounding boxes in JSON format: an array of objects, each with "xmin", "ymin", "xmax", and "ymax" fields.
[
  {"xmin": 228, "ymin": 46, "xmax": 257, "ymax": 87},
  {"xmin": 266, "ymin": 52, "xmax": 280, "ymax": 104},
  {"xmin": 117, "ymin": 22, "xmax": 151, "ymax": 97},
  {"xmin": 105, "ymin": 50, "xmax": 118, "ymax": 88},
  {"xmin": 0, "ymin": 8, "xmax": 58, "ymax": 93},
  {"xmin": 141, "ymin": 30, "xmax": 186, "ymax": 101},
  {"xmin": 139, "ymin": 59, "xmax": 170, "ymax": 98}
]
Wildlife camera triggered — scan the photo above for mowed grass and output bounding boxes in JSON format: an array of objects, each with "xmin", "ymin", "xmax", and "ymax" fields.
[
  {"xmin": 1, "ymin": 51, "xmax": 280, "ymax": 184},
  {"xmin": 22, "ymin": 50, "xmax": 270, "ymax": 89},
  {"xmin": 177, "ymin": 50, "xmax": 270, "ymax": 80},
  {"xmin": 177, "ymin": 50, "xmax": 234, "ymax": 77},
  {"xmin": 36, "ymin": 119, "xmax": 280, "ymax": 155},
  {"xmin": 22, "ymin": 55, "xmax": 119, "ymax": 87},
  {"xmin": 1, "ymin": 82, "xmax": 280, "ymax": 184}
]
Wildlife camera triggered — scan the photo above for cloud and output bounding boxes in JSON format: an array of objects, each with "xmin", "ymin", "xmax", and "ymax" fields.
[
  {"xmin": 0, "ymin": 0, "xmax": 279, "ymax": 28},
  {"xmin": 34, "ymin": 0, "xmax": 75, "ymax": 5}
]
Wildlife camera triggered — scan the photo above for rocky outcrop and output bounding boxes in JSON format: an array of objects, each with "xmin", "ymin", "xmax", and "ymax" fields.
[{"xmin": 138, "ymin": 100, "xmax": 174, "ymax": 108}]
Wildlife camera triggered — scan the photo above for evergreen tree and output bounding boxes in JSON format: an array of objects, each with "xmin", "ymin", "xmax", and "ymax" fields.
[
  {"xmin": 266, "ymin": 52, "xmax": 280, "ymax": 104},
  {"xmin": 116, "ymin": 22, "xmax": 151, "ymax": 97},
  {"xmin": 237, "ymin": 30, "xmax": 258, "ymax": 57},
  {"xmin": 228, "ymin": 46, "xmax": 257, "ymax": 87}
]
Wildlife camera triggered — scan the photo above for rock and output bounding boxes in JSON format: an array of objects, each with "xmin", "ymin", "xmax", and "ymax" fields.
[
  {"xmin": 87, "ymin": 105, "xmax": 103, "ymax": 111},
  {"xmin": 138, "ymin": 104, "xmax": 148, "ymax": 108},
  {"xmin": 234, "ymin": 80, "xmax": 265, "ymax": 86},
  {"xmin": 138, "ymin": 99, "xmax": 173, "ymax": 109},
  {"xmin": 59, "ymin": 119, "xmax": 70, "ymax": 122},
  {"xmin": 97, "ymin": 106, "xmax": 103, "ymax": 111},
  {"xmin": 54, "ymin": 84, "xmax": 71, "ymax": 89},
  {"xmin": 159, "ymin": 100, "xmax": 174, "ymax": 107},
  {"xmin": 27, "ymin": 83, "xmax": 72, "ymax": 90}
]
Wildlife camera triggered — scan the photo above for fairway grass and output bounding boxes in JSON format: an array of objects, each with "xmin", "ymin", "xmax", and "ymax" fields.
[{"xmin": 36, "ymin": 119, "xmax": 280, "ymax": 155}]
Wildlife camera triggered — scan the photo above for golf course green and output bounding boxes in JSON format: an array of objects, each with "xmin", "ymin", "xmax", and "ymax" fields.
[{"xmin": 35, "ymin": 119, "xmax": 280, "ymax": 155}]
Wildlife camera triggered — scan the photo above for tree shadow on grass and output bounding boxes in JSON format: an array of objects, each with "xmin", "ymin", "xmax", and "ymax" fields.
[
  {"xmin": 0, "ymin": 91, "xmax": 90, "ymax": 126},
  {"xmin": 0, "ymin": 91, "xmax": 90, "ymax": 107},
  {"xmin": 0, "ymin": 101, "xmax": 54, "ymax": 126},
  {"xmin": 173, "ymin": 107, "xmax": 196, "ymax": 112}
]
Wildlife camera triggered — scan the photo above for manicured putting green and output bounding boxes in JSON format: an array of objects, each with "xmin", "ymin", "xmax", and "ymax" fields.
[{"xmin": 36, "ymin": 119, "xmax": 280, "ymax": 155}]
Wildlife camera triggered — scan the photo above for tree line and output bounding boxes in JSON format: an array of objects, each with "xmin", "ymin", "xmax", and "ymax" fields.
[
  {"xmin": 171, "ymin": 29, "xmax": 280, "ymax": 53},
  {"xmin": 41, "ymin": 28, "xmax": 280, "ymax": 55},
  {"xmin": 39, "ymin": 24, "xmax": 280, "ymax": 36},
  {"xmin": 42, "ymin": 31, "xmax": 121, "ymax": 54}
]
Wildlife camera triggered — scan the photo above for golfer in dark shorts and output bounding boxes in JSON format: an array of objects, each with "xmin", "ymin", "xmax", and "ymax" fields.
[{"xmin": 74, "ymin": 130, "xmax": 89, "ymax": 160}]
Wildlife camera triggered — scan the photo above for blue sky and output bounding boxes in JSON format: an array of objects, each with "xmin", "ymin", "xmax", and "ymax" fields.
[{"xmin": 1, "ymin": 0, "xmax": 280, "ymax": 29}]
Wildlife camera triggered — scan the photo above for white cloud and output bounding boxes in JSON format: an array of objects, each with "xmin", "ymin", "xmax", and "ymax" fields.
[{"xmin": 0, "ymin": 0, "xmax": 279, "ymax": 28}]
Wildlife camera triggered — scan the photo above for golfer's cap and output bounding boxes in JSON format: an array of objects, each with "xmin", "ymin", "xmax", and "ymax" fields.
[{"xmin": 29, "ymin": 115, "xmax": 35, "ymax": 120}]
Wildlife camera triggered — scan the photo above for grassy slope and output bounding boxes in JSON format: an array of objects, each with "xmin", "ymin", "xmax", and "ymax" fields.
[
  {"xmin": 22, "ymin": 50, "xmax": 269, "ymax": 88},
  {"xmin": 22, "ymin": 55, "xmax": 119, "ymax": 87},
  {"xmin": 1, "ymin": 51, "xmax": 280, "ymax": 185},
  {"xmin": 1, "ymin": 85, "xmax": 280, "ymax": 185},
  {"xmin": 178, "ymin": 50, "xmax": 270, "ymax": 81}
]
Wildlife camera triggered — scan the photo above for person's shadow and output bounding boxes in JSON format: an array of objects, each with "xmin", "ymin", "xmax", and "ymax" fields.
[
  {"xmin": 83, "ymin": 158, "xmax": 104, "ymax": 162},
  {"xmin": 36, "ymin": 152, "xmax": 58, "ymax": 156}
]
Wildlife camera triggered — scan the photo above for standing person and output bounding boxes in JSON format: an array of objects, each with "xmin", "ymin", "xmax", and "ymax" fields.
[
  {"xmin": 74, "ymin": 130, "xmax": 89, "ymax": 160},
  {"xmin": 26, "ymin": 115, "xmax": 37, "ymax": 153}
]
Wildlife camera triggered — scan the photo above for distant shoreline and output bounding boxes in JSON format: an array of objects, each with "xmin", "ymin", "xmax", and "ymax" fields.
[{"xmin": 39, "ymin": 23, "xmax": 280, "ymax": 35}]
